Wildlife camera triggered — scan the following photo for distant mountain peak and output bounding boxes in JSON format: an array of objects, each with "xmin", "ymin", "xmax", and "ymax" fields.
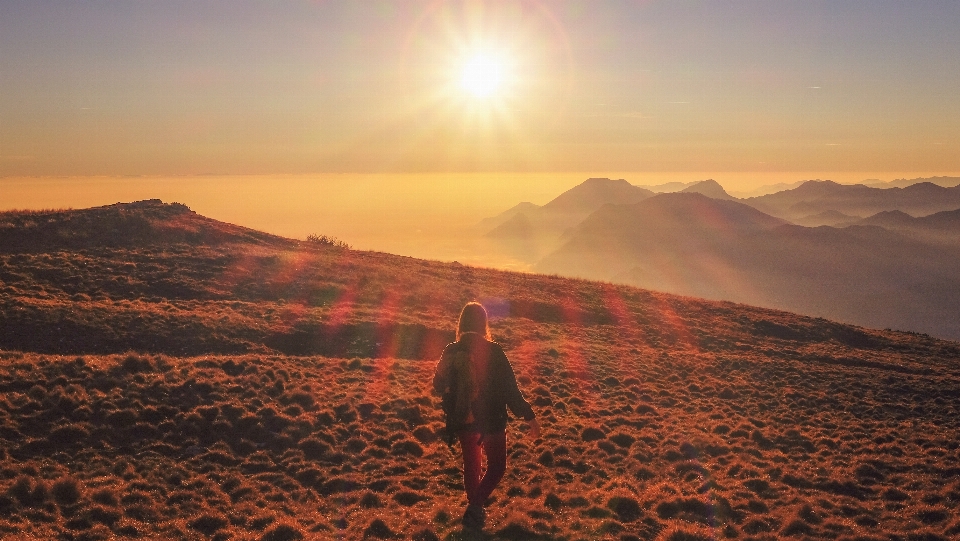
[
  {"xmin": 680, "ymin": 179, "xmax": 736, "ymax": 200},
  {"xmin": 791, "ymin": 179, "xmax": 845, "ymax": 193},
  {"xmin": 583, "ymin": 177, "xmax": 629, "ymax": 185},
  {"xmin": 854, "ymin": 210, "xmax": 916, "ymax": 228},
  {"xmin": 476, "ymin": 201, "xmax": 542, "ymax": 233},
  {"xmin": 540, "ymin": 177, "xmax": 654, "ymax": 214},
  {"xmin": 901, "ymin": 181, "xmax": 946, "ymax": 192}
]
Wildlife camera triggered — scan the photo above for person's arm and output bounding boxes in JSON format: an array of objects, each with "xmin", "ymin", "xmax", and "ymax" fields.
[
  {"xmin": 526, "ymin": 417, "xmax": 541, "ymax": 439},
  {"xmin": 433, "ymin": 345, "xmax": 453, "ymax": 396},
  {"xmin": 496, "ymin": 347, "xmax": 536, "ymax": 422}
]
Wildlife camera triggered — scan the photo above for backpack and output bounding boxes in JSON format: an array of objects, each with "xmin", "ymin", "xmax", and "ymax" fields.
[{"xmin": 441, "ymin": 349, "xmax": 476, "ymax": 449}]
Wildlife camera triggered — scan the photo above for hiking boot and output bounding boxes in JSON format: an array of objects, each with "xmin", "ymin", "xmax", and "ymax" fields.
[{"xmin": 461, "ymin": 503, "xmax": 485, "ymax": 530}]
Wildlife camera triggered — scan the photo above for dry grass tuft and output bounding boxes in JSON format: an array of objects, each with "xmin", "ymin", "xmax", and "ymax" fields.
[{"xmin": 654, "ymin": 522, "xmax": 718, "ymax": 541}]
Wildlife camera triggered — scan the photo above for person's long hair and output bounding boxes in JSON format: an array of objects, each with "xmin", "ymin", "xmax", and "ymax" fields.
[{"xmin": 457, "ymin": 301, "xmax": 490, "ymax": 341}]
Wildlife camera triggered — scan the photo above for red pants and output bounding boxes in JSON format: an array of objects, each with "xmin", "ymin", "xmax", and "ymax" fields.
[{"xmin": 459, "ymin": 430, "xmax": 507, "ymax": 506}]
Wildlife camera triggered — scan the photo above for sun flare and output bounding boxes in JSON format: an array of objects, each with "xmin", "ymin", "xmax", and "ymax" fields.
[{"xmin": 460, "ymin": 52, "xmax": 505, "ymax": 99}]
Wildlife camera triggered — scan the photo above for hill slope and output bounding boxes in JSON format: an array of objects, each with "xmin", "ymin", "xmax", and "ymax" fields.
[
  {"xmin": 0, "ymin": 200, "xmax": 958, "ymax": 540},
  {"xmin": 0, "ymin": 199, "xmax": 289, "ymax": 253}
]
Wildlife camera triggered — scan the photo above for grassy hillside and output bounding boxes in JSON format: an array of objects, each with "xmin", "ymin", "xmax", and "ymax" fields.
[{"xmin": 0, "ymin": 201, "xmax": 958, "ymax": 540}]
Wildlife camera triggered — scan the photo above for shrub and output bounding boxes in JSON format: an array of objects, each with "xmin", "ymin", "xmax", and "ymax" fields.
[
  {"xmin": 537, "ymin": 450, "xmax": 555, "ymax": 467},
  {"xmin": 390, "ymin": 440, "xmax": 424, "ymax": 457},
  {"xmin": 359, "ymin": 492, "xmax": 382, "ymax": 508},
  {"xmin": 88, "ymin": 505, "xmax": 121, "ymax": 526},
  {"xmin": 581, "ymin": 427, "xmax": 606, "ymax": 441},
  {"xmin": 91, "ymin": 488, "xmax": 118, "ymax": 507},
  {"xmin": 48, "ymin": 424, "xmax": 89, "ymax": 447},
  {"xmin": 51, "ymin": 477, "xmax": 82, "ymax": 506},
  {"xmin": 496, "ymin": 521, "xmax": 545, "ymax": 540},
  {"xmin": 305, "ymin": 234, "xmax": 350, "ymax": 249},
  {"xmin": 298, "ymin": 438, "xmax": 331, "ymax": 460},
  {"xmin": 610, "ymin": 433, "xmax": 636, "ymax": 448},
  {"xmin": 655, "ymin": 498, "xmax": 713, "ymax": 524},
  {"xmin": 9, "ymin": 477, "xmax": 48, "ymax": 507},
  {"xmin": 261, "ymin": 523, "xmax": 304, "ymax": 541},
  {"xmin": 392, "ymin": 491, "xmax": 427, "ymax": 506},
  {"xmin": 363, "ymin": 518, "xmax": 397, "ymax": 539},
  {"xmin": 412, "ymin": 426, "xmax": 436, "ymax": 443},
  {"xmin": 412, "ymin": 529, "xmax": 440, "ymax": 541},
  {"xmin": 655, "ymin": 524, "xmax": 715, "ymax": 541},
  {"xmin": 782, "ymin": 519, "xmax": 814, "ymax": 536},
  {"xmin": 190, "ymin": 513, "xmax": 229, "ymax": 536},
  {"xmin": 607, "ymin": 495, "xmax": 643, "ymax": 522},
  {"xmin": 121, "ymin": 354, "xmax": 154, "ymax": 373}
]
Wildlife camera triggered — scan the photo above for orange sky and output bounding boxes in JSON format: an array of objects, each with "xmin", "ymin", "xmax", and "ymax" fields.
[{"xmin": 1, "ymin": 1, "xmax": 959, "ymax": 179}]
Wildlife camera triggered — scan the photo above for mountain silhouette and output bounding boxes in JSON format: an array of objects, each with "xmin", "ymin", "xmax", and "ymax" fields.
[
  {"xmin": 854, "ymin": 209, "xmax": 916, "ymax": 228},
  {"xmin": 744, "ymin": 180, "xmax": 960, "ymax": 220},
  {"xmin": 482, "ymin": 178, "xmax": 655, "ymax": 261},
  {"xmin": 680, "ymin": 179, "xmax": 737, "ymax": 200},
  {"xmin": 536, "ymin": 192, "xmax": 960, "ymax": 340},
  {"xmin": 486, "ymin": 211, "xmax": 535, "ymax": 239},
  {"xmin": 852, "ymin": 207, "xmax": 960, "ymax": 245},
  {"xmin": 863, "ymin": 175, "xmax": 960, "ymax": 189},
  {"xmin": 536, "ymin": 192, "xmax": 785, "ymax": 286},
  {"xmin": 538, "ymin": 177, "xmax": 654, "ymax": 215},
  {"xmin": 476, "ymin": 201, "xmax": 541, "ymax": 232}
]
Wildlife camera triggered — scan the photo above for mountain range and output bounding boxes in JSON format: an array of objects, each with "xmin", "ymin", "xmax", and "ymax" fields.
[
  {"xmin": 742, "ymin": 180, "xmax": 960, "ymax": 221},
  {"xmin": 481, "ymin": 178, "xmax": 960, "ymax": 340},
  {"xmin": 863, "ymin": 176, "xmax": 960, "ymax": 189}
]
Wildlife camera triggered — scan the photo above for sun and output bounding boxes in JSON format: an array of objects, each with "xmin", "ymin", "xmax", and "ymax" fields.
[{"xmin": 459, "ymin": 52, "xmax": 506, "ymax": 99}]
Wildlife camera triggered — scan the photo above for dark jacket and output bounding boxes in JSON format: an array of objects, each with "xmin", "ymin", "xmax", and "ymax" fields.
[{"xmin": 433, "ymin": 332, "xmax": 535, "ymax": 434}]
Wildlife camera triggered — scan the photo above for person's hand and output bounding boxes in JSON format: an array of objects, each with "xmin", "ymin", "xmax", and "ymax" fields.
[{"xmin": 526, "ymin": 418, "xmax": 541, "ymax": 439}]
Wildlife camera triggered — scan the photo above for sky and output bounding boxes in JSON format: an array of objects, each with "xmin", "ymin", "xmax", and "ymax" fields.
[{"xmin": 2, "ymin": 0, "xmax": 960, "ymax": 179}]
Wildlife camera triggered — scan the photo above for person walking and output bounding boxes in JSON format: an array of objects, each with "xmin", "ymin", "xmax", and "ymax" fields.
[{"xmin": 433, "ymin": 301, "xmax": 540, "ymax": 531}]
